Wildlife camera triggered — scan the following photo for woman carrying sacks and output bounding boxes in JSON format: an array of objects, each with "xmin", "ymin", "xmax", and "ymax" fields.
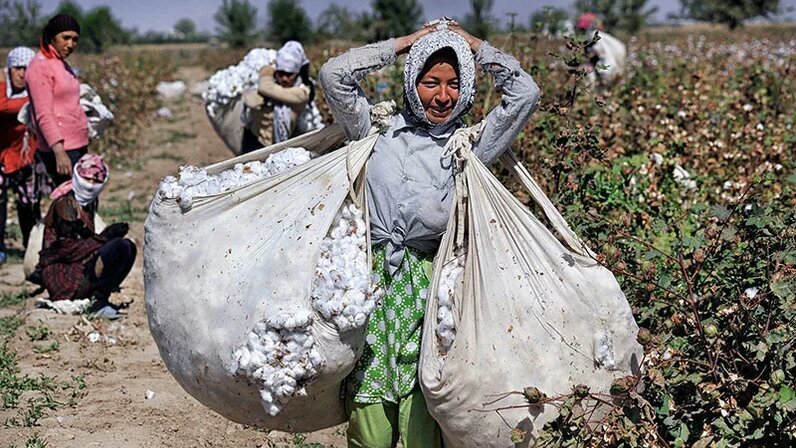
[
  {"xmin": 242, "ymin": 41, "xmax": 321, "ymax": 152},
  {"xmin": 319, "ymin": 19, "xmax": 540, "ymax": 447},
  {"xmin": 31, "ymin": 154, "xmax": 136, "ymax": 320},
  {"xmin": 25, "ymin": 14, "xmax": 89, "ymax": 186}
]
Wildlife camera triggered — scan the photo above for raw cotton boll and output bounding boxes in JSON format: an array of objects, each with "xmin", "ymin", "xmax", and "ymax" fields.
[
  {"xmin": 158, "ymin": 147, "xmax": 313, "ymax": 211},
  {"xmin": 204, "ymin": 48, "xmax": 277, "ymax": 117},
  {"xmin": 233, "ymin": 309, "xmax": 325, "ymax": 416},
  {"xmin": 437, "ymin": 256, "xmax": 465, "ymax": 355},
  {"xmin": 593, "ymin": 332, "xmax": 616, "ymax": 369},
  {"xmin": 264, "ymin": 147, "xmax": 313, "ymax": 175},
  {"xmin": 311, "ymin": 200, "xmax": 382, "ymax": 333}
]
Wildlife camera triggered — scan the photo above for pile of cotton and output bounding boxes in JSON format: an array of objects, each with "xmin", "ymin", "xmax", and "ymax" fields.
[
  {"xmin": 158, "ymin": 147, "xmax": 311, "ymax": 211},
  {"xmin": 312, "ymin": 202, "xmax": 381, "ymax": 332},
  {"xmin": 233, "ymin": 199, "xmax": 380, "ymax": 416},
  {"xmin": 233, "ymin": 310, "xmax": 324, "ymax": 416},
  {"xmin": 203, "ymin": 48, "xmax": 277, "ymax": 118},
  {"xmin": 436, "ymin": 255, "xmax": 465, "ymax": 354},
  {"xmin": 80, "ymin": 84, "xmax": 114, "ymax": 140}
]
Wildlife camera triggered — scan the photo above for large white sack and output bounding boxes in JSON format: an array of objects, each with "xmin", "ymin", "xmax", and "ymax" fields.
[
  {"xmin": 144, "ymin": 123, "xmax": 385, "ymax": 432},
  {"xmin": 205, "ymin": 97, "xmax": 247, "ymax": 155},
  {"xmin": 419, "ymin": 127, "xmax": 643, "ymax": 447},
  {"xmin": 23, "ymin": 214, "xmax": 107, "ymax": 278}
]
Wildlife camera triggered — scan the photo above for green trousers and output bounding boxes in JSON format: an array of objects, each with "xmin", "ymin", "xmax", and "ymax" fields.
[{"xmin": 345, "ymin": 388, "xmax": 442, "ymax": 448}]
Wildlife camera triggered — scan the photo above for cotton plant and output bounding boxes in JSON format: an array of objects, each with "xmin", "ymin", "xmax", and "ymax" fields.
[{"xmin": 203, "ymin": 48, "xmax": 277, "ymax": 117}]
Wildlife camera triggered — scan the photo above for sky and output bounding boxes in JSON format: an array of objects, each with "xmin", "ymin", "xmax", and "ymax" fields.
[{"xmin": 36, "ymin": 0, "xmax": 796, "ymax": 34}]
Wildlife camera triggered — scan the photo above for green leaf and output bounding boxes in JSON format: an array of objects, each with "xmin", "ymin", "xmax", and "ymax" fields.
[
  {"xmin": 709, "ymin": 204, "xmax": 730, "ymax": 220},
  {"xmin": 786, "ymin": 172, "xmax": 796, "ymax": 184},
  {"xmin": 779, "ymin": 385, "xmax": 795, "ymax": 405}
]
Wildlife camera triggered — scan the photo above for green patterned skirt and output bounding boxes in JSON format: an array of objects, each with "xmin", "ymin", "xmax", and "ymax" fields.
[{"xmin": 345, "ymin": 245, "xmax": 433, "ymax": 404}]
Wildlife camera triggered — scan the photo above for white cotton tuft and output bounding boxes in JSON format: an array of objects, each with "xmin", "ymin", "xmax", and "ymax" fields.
[
  {"xmin": 436, "ymin": 256, "xmax": 465, "ymax": 355},
  {"xmin": 203, "ymin": 48, "xmax": 277, "ymax": 118},
  {"xmin": 158, "ymin": 147, "xmax": 312, "ymax": 211},
  {"xmin": 593, "ymin": 331, "xmax": 616, "ymax": 369},
  {"xmin": 232, "ymin": 311, "xmax": 325, "ymax": 416},
  {"xmin": 311, "ymin": 201, "xmax": 382, "ymax": 332}
]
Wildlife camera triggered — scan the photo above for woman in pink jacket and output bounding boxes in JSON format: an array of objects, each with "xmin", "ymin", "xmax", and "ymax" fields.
[{"xmin": 25, "ymin": 14, "xmax": 89, "ymax": 186}]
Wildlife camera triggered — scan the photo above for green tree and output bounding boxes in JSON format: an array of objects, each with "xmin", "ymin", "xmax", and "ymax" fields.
[
  {"xmin": 316, "ymin": 3, "xmax": 371, "ymax": 41},
  {"xmin": 462, "ymin": 0, "xmax": 495, "ymax": 39},
  {"xmin": 53, "ymin": 0, "xmax": 83, "ymax": 22},
  {"xmin": 266, "ymin": 0, "xmax": 313, "ymax": 44},
  {"xmin": 530, "ymin": 6, "xmax": 571, "ymax": 36},
  {"xmin": 81, "ymin": 6, "xmax": 129, "ymax": 52},
  {"xmin": 214, "ymin": 0, "xmax": 257, "ymax": 48},
  {"xmin": 174, "ymin": 17, "xmax": 196, "ymax": 38},
  {"xmin": 371, "ymin": 0, "xmax": 422, "ymax": 40},
  {"xmin": 0, "ymin": 0, "xmax": 44, "ymax": 46},
  {"xmin": 678, "ymin": 0, "xmax": 780, "ymax": 29}
]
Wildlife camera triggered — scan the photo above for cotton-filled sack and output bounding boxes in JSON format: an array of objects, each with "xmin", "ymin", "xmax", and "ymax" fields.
[
  {"xmin": 145, "ymin": 104, "xmax": 395, "ymax": 431},
  {"xmin": 203, "ymin": 48, "xmax": 276, "ymax": 154},
  {"xmin": 419, "ymin": 126, "xmax": 643, "ymax": 447}
]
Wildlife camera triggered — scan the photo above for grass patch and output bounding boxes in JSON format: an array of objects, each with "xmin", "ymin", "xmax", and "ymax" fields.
[
  {"xmin": 25, "ymin": 325, "xmax": 50, "ymax": 342},
  {"xmin": 0, "ymin": 290, "xmax": 29, "ymax": 309},
  {"xmin": 158, "ymin": 130, "xmax": 197, "ymax": 145},
  {"xmin": 31, "ymin": 341, "xmax": 59, "ymax": 354},
  {"xmin": 99, "ymin": 202, "xmax": 148, "ymax": 223},
  {"xmin": 151, "ymin": 151, "xmax": 186, "ymax": 162}
]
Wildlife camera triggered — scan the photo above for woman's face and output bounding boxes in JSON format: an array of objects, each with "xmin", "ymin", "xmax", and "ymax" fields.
[
  {"xmin": 416, "ymin": 61, "xmax": 460, "ymax": 124},
  {"xmin": 52, "ymin": 31, "xmax": 79, "ymax": 59},
  {"xmin": 9, "ymin": 66, "xmax": 26, "ymax": 91},
  {"xmin": 275, "ymin": 70, "xmax": 299, "ymax": 88}
]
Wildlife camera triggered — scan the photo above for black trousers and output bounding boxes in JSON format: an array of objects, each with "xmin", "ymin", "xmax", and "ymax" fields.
[
  {"xmin": 87, "ymin": 237, "xmax": 137, "ymax": 301},
  {"xmin": 0, "ymin": 166, "xmax": 40, "ymax": 250},
  {"xmin": 38, "ymin": 146, "xmax": 87, "ymax": 187}
]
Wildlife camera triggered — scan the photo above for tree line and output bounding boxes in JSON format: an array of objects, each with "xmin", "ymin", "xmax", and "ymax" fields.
[{"xmin": 0, "ymin": 0, "xmax": 786, "ymax": 52}]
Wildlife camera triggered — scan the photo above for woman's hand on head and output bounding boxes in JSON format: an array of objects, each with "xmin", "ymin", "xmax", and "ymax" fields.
[
  {"xmin": 394, "ymin": 24, "xmax": 435, "ymax": 55},
  {"xmin": 448, "ymin": 23, "xmax": 483, "ymax": 53}
]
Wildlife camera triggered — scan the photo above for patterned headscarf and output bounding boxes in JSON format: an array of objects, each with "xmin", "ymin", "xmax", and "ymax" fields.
[
  {"xmin": 6, "ymin": 47, "xmax": 35, "ymax": 99},
  {"xmin": 403, "ymin": 30, "xmax": 476, "ymax": 128},
  {"xmin": 51, "ymin": 153, "xmax": 109, "ymax": 205},
  {"xmin": 275, "ymin": 41, "xmax": 309, "ymax": 74}
]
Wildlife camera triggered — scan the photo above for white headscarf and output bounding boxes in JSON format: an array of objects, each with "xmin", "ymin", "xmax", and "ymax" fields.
[
  {"xmin": 5, "ymin": 47, "xmax": 35, "ymax": 99},
  {"xmin": 403, "ymin": 30, "xmax": 476, "ymax": 128},
  {"xmin": 275, "ymin": 41, "xmax": 309, "ymax": 74}
]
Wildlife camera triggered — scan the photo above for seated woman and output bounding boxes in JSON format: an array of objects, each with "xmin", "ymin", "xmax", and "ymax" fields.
[
  {"xmin": 33, "ymin": 154, "xmax": 135, "ymax": 319},
  {"xmin": 242, "ymin": 41, "xmax": 322, "ymax": 152},
  {"xmin": 319, "ymin": 20, "xmax": 540, "ymax": 448}
]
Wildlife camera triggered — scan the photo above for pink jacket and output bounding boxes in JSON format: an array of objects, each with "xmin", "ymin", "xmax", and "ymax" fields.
[{"xmin": 24, "ymin": 52, "xmax": 88, "ymax": 152}]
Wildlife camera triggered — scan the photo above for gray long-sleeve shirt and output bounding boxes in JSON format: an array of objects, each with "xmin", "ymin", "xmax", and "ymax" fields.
[{"xmin": 319, "ymin": 39, "xmax": 541, "ymax": 274}]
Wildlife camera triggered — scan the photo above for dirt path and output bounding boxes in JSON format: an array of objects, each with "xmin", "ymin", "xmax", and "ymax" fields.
[{"xmin": 1, "ymin": 66, "xmax": 346, "ymax": 447}]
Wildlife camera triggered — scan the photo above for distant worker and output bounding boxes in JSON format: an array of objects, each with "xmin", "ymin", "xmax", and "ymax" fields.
[
  {"xmin": 241, "ymin": 41, "xmax": 323, "ymax": 152},
  {"xmin": 0, "ymin": 47, "xmax": 40, "ymax": 263},
  {"xmin": 25, "ymin": 14, "xmax": 90, "ymax": 186},
  {"xmin": 576, "ymin": 13, "xmax": 627, "ymax": 86}
]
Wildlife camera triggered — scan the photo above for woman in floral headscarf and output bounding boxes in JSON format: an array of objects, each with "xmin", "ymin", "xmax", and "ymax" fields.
[
  {"xmin": 320, "ymin": 20, "xmax": 541, "ymax": 447},
  {"xmin": 32, "ymin": 153, "xmax": 136, "ymax": 319},
  {"xmin": 241, "ymin": 40, "xmax": 323, "ymax": 152}
]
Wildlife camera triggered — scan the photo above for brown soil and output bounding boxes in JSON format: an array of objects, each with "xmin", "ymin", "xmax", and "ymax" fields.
[{"xmin": 1, "ymin": 66, "xmax": 347, "ymax": 447}]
